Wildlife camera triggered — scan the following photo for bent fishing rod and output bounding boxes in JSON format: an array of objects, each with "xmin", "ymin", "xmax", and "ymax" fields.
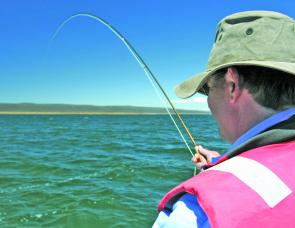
[{"xmin": 51, "ymin": 13, "xmax": 207, "ymax": 164}]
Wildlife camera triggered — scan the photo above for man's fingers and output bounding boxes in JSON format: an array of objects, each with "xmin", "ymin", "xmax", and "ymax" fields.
[
  {"xmin": 194, "ymin": 145, "xmax": 221, "ymax": 164},
  {"xmin": 192, "ymin": 153, "xmax": 207, "ymax": 169},
  {"xmin": 192, "ymin": 154, "xmax": 207, "ymax": 169},
  {"xmin": 192, "ymin": 153, "xmax": 203, "ymax": 162},
  {"xmin": 192, "ymin": 154, "xmax": 198, "ymax": 163}
]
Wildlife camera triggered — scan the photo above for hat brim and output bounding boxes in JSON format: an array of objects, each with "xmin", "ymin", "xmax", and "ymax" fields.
[{"xmin": 174, "ymin": 61, "xmax": 295, "ymax": 98}]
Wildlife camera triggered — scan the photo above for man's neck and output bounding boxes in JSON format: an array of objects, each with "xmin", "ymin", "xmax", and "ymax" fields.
[{"xmin": 232, "ymin": 91, "xmax": 276, "ymax": 143}]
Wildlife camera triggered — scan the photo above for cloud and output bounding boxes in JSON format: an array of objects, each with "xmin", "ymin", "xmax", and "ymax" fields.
[{"xmin": 172, "ymin": 97, "xmax": 207, "ymax": 104}]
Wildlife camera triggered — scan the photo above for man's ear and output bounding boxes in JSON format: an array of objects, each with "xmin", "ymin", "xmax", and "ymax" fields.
[{"xmin": 225, "ymin": 67, "xmax": 242, "ymax": 102}]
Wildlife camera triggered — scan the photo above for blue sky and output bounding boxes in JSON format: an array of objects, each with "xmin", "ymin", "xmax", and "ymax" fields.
[{"xmin": 1, "ymin": 0, "xmax": 294, "ymax": 111}]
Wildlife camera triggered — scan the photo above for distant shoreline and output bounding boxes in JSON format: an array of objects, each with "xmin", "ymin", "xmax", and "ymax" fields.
[
  {"xmin": 0, "ymin": 103, "xmax": 211, "ymax": 115},
  {"xmin": 0, "ymin": 111, "xmax": 209, "ymax": 115}
]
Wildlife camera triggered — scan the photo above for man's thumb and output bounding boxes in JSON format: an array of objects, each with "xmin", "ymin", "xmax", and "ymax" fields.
[{"xmin": 198, "ymin": 145, "xmax": 211, "ymax": 157}]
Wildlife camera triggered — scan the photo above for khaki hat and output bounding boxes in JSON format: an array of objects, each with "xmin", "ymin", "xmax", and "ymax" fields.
[{"xmin": 175, "ymin": 11, "xmax": 295, "ymax": 98}]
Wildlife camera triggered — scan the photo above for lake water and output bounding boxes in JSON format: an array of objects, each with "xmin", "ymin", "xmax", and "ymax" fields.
[{"xmin": 0, "ymin": 114, "xmax": 228, "ymax": 227}]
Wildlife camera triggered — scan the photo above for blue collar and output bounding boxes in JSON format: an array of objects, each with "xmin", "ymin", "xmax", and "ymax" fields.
[{"xmin": 228, "ymin": 107, "xmax": 295, "ymax": 152}]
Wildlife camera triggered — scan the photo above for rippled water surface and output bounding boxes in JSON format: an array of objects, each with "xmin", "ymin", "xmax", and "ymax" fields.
[{"xmin": 0, "ymin": 114, "xmax": 228, "ymax": 227}]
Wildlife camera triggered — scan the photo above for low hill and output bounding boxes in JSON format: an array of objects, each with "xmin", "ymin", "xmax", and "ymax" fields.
[{"xmin": 0, "ymin": 103, "xmax": 210, "ymax": 115}]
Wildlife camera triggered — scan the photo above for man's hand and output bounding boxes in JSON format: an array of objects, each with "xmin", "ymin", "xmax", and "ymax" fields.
[{"xmin": 192, "ymin": 145, "xmax": 220, "ymax": 169}]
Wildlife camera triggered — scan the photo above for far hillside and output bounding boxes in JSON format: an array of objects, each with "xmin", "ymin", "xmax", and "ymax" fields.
[{"xmin": 0, "ymin": 103, "xmax": 210, "ymax": 115}]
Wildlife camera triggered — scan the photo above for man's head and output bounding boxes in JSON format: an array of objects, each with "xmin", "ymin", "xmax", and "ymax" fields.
[
  {"xmin": 174, "ymin": 11, "xmax": 295, "ymax": 143},
  {"xmin": 205, "ymin": 66, "xmax": 295, "ymax": 143}
]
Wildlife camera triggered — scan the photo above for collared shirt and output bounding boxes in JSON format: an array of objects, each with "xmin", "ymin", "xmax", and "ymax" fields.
[{"xmin": 153, "ymin": 107, "xmax": 295, "ymax": 228}]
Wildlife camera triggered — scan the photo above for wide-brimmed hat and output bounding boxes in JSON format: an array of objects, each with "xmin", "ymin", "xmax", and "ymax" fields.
[{"xmin": 175, "ymin": 11, "xmax": 295, "ymax": 98}]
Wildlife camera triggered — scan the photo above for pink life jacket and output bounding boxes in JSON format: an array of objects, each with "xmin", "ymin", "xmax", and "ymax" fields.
[{"xmin": 158, "ymin": 141, "xmax": 295, "ymax": 228}]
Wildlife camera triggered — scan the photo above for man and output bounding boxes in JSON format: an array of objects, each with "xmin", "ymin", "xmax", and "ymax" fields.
[{"xmin": 153, "ymin": 11, "xmax": 295, "ymax": 227}]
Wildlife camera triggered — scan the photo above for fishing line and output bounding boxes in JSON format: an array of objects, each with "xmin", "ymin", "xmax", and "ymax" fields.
[{"xmin": 50, "ymin": 13, "xmax": 205, "ymax": 160}]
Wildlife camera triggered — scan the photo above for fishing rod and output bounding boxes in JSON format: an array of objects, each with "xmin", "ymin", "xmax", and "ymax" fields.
[{"xmin": 50, "ymin": 13, "xmax": 207, "ymax": 164}]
